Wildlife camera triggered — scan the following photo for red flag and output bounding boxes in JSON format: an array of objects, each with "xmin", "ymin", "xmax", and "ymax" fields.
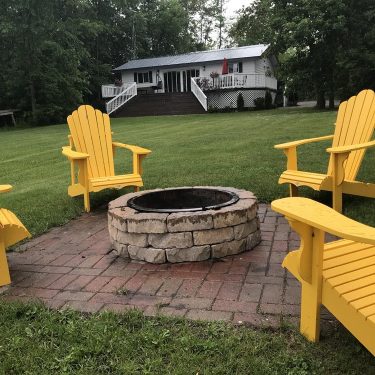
[{"xmin": 222, "ymin": 58, "xmax": 229, "ymax": 75}]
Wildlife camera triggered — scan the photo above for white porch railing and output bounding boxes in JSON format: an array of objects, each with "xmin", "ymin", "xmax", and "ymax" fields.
[
  {"xmin": 191, "ymin": 78, "xmax": 208, "ymax": 111},
  {"xmin": 195, "ymin": 73, "xmax": 277, "ymax": 91},
  {"xmin": 106, "ymin": 83, "xmax": 137, "ymax": 115},
  {"xmin": 102, "ymin": 83, "xmax": 133, "ymax": 98}
]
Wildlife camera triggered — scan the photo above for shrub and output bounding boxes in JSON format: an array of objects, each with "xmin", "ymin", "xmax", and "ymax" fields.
[
  {"xmin": 287, "ymin": 92, "xmax": 298, "ymax": 106},
  {"xmin": 265, "ymin": 90, "xmax": 273, "ymax": 109},
  {"xmin": 254, "ymin": 97, "xmax": 265, "ymax": 110},
  {"xmin": 237, "ymin": 93, "xmax": 245, "ymax": 111},
  {"xmin": 208, "ymin": 106, "xmax": 235, "ymax": 113}
]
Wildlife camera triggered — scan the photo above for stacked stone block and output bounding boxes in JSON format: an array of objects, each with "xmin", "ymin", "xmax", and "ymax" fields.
[{"xmin": 108, "ymin": 187, "xmax": 261, "ymax": 264}]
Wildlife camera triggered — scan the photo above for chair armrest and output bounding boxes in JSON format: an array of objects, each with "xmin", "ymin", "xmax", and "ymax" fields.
[
  {"xmin": 0, "ymin": 185, "xmax": 12, "ymax": 194},
  {"xmin": 113, "ymin": 142, "xmax": 151, "ymax": 175},
  {"xmin": 271, "ymin": 197, "xmax": 375, "ymax": 246},
  {"xmin": 274, "ymin": 135, "xmax": 333, "ymax": 150},
  {"xmin": 112, "ymin": 142, "xmax": 151, "ymax": 155},
  {"xmin": 327, "ymin": 139, "xmax": 375, "ymax": 154},
  {"xmin": 62, "ymin": 146, "xmax": 89, "ymax": 160}
]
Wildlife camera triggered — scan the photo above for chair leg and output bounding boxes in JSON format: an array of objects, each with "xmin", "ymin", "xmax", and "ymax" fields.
[
  {"xmin": 289, "ymin": 184, "xmax": 299, "ymax": 197},
  {"xmin": 0, "ymin": 243, "xmax": 11, "ymax": 287},
  {"xmin": 331, "ymin": 153, "xmax": 347, "ymax": 213},
  {"xmin": 332, "ymin": 189, "xmax": 342, "ymax": 213},
  {"xmin": 299, "ymin": 281, "xmax": 321, "ymax": 342},
  {"xmin": 84, "ymin": 191, "xmax": 90, "ymax": 212}
]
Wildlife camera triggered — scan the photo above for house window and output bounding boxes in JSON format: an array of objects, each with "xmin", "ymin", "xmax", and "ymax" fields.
[
  {"xmin": 228, "ymin": 62, "xmax": 243, "ymax": 73},
  {"xmin": 133, "ymin": 71, "xmax": 153, "ymax": 84}
]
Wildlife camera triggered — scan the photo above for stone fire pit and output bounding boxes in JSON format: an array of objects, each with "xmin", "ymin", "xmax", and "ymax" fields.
[{"xmin": 108, "ymin": 187, "xmax": 261, "ymax": 263}]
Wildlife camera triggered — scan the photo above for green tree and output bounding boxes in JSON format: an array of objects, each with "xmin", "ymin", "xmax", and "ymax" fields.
[
  {"xmin": 215, "ymin": 0, "xmax": 226, "ymax": 49},
  {"xmin": 229, "ymin": 0, "xmax": 272, "ymax": 46},
  {"xmin": 335, "ymin": 0, "xmax": 375, "ymax": 99},
  {"xmin": 272, "ymin": 0, "xmax": 348, "ymax": 108},
  {"xmin": 195, "ymin": 0, "xmax": 219, "ymax": 49},
  {"xmin": 0, "ymin": 0, "xmax": 90, "ymax": 124},
  {"xmin": 230, "ymin": 0, "xmax": 375, "ymax": 108},
  {"xmin": 140, "ymin": 0, "xmax": 194, "ymax": 56},
  {"xmin": 0, "ymin": 0, "xmax": 229, "ymax": 125}
]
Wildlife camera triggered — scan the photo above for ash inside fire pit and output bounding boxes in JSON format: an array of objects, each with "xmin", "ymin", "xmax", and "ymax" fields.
[{"xmin": 127, "ymin": 188, "xmax": 239, "ymax": 213}]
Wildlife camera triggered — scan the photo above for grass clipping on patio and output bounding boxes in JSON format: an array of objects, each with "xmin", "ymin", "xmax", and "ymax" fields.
[{"xmin": 0, "ymin": 302, "xmax": 374, "ymax": 374}]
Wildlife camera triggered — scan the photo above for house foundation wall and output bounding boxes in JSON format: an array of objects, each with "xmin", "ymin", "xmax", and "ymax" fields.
[{"xmin": 206, "ymin": 89, "xmax": 276, "ymax": 110}]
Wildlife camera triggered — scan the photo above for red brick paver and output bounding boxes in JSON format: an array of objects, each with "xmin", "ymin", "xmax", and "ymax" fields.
[{"xmin": 1, "ymin": 204, "xmax": 315, "ymax": 327}]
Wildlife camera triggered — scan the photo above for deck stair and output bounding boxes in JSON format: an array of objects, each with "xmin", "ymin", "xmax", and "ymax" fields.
[
  {"xmin": 111, "ymin": 92, "xmax": 206, "ymax": 117},
  {"xmin": 105, "ymin": 83, "xmax": 137, "ymax": 115}
]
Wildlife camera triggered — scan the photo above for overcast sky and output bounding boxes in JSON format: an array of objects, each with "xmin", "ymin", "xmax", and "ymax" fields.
[{"xmin": 226, "ymin": 0, "xmax": 252, "ymax": 19}]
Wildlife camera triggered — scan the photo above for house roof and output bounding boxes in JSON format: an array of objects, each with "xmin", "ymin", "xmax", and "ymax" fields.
[{"xmin": 114, "ymin": 44, "xmax": 270, "ymax": 71}]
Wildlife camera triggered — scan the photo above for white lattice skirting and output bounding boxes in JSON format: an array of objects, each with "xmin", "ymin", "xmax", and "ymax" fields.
[{"xmin": 206, "ymin": 89, "xmax": 276, "ymax": 110}]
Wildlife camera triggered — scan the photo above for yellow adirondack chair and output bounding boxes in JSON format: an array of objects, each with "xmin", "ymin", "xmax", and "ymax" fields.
[
  {"xmin": 272, "ymin": 197, "xmax": 375, "ymax": 356},
  {"xmin": 275, "ymin": 89, "xmax": 375, "ymax": 212},
  {"xmin": 62, "ymin": 105, "xmax": 151, "ymax": 212},
  {"xmin": 0, "ymin": 185, "xmax": 31, "ymax": 287}
]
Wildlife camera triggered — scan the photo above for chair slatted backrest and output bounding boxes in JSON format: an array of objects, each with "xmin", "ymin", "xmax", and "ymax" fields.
[
  {"xmin": 327, "ymin": 90, "xmax": 375, "ymax": 180},
  {"xmin": 67, "ymin": 105, "xmax": 115, "ymax": 178}
]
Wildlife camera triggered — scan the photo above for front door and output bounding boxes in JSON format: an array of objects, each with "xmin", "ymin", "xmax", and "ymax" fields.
[
  {"xmin": 182, "ymin": 69, "xmax": 200, "ymax": 92},
  {"xmin": 163, "ymin": 71, "xmax": 181, "ymax": 93}
]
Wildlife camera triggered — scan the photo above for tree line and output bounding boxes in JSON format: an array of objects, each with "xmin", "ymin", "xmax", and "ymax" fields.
[
  {"xmin": 230, "ymin": 0, "xmax": 375, "ymax": 108},
  {"xmin": 0, "ymin": 0, "xmax": 226, "ymax": 125},
  {"xmin": 2, "ymin": 0, "xmax": 374, "ymax": 125}
]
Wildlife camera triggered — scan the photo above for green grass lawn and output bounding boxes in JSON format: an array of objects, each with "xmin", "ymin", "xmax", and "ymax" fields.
[
  {"xmin": 1, "ymin": 109, "xmax": 375, "ymax": 371},
  {"xmin": 1, "ymin": 108, "xmax": 375, "ymax": 236},
  {"xmin": 0, "ymin": 302, "xmax": 374, "ymax": 374}
]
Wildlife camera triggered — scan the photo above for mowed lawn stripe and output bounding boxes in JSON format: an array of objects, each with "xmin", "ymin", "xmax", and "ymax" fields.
[{"xmin": 1, "ymin": 108, "xmax": 374, "ymax": 236}]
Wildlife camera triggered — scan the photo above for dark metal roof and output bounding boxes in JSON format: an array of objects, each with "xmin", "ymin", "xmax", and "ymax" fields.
[{"xmin": 114, "ymin": 44, "xmax": 269, "ymax": 71}]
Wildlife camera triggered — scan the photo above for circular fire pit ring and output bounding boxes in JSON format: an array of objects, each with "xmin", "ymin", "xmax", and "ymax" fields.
[
  {"xmin": 108, "ymin": 187, "xmax": 261, "ymax": 264},
  {"xmin": 127, "ymin": 187, "xmax": 239, "ymax": 213}
]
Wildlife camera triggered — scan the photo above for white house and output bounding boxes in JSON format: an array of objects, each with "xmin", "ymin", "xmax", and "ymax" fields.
[{"xmin": 102, "ymin": 44, "xmax": 278, "ymax": 115}]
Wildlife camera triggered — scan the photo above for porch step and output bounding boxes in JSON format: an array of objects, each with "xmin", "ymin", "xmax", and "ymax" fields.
[{"xmin": 111, "ymin": 92, "xmax": 206, "ymax": 117}]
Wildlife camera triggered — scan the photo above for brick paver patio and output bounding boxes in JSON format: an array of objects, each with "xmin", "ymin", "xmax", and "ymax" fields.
[{"xmin": 0, "ymin": 204, "xmax": 335, "ymax": 327}]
